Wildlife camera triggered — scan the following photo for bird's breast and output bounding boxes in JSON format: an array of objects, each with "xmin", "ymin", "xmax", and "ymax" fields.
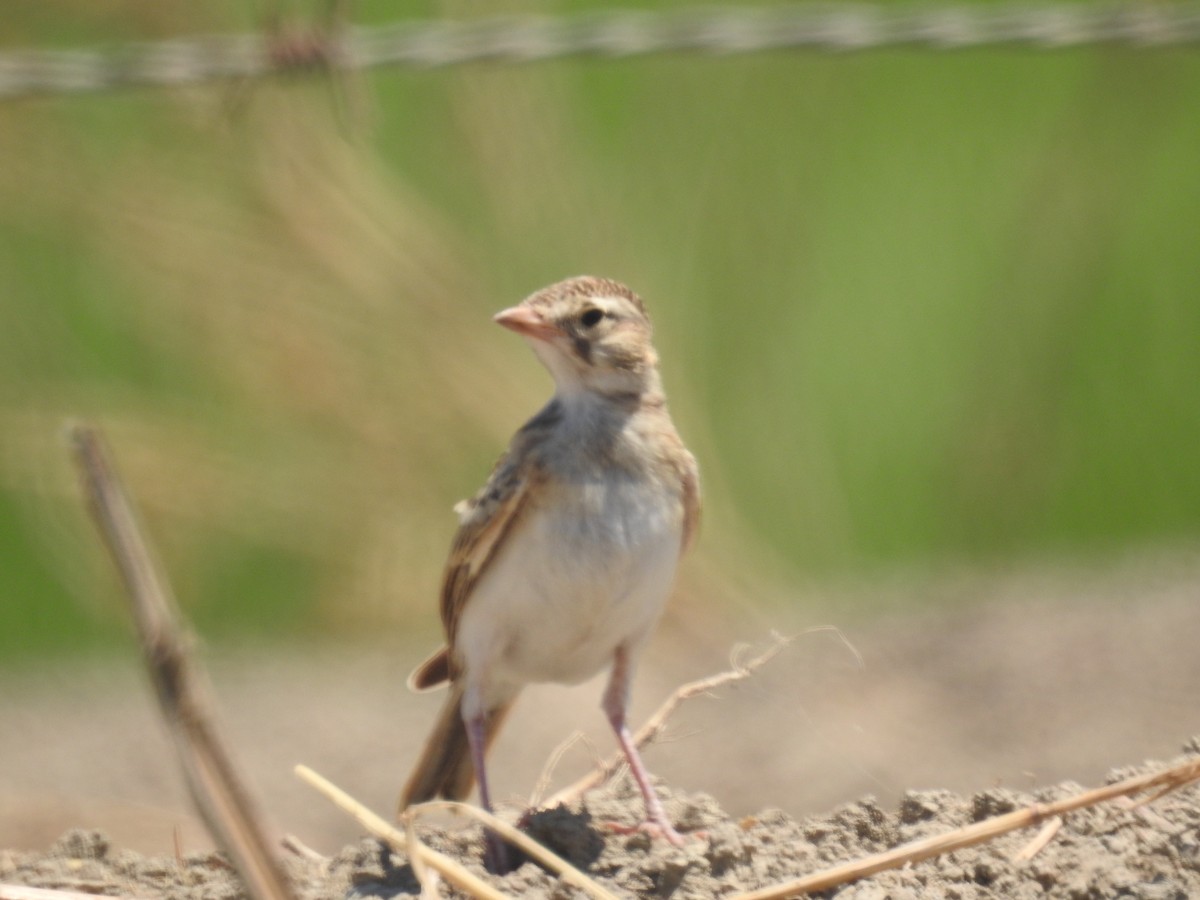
[{"xmin": 454, "ymin": 471, "xmax": 683, "ymax": 691}]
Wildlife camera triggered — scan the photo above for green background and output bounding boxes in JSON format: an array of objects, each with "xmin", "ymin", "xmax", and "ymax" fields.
[{"xmin": 3, "ymin": 2, "xmax": 1198, "ymax": 663}]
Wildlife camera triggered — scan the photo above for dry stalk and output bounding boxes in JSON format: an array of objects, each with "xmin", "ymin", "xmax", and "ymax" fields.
[
  {"xmin": 732, "ymin": 754, "xmax": 1200, "ymax": 899},
  {"xmin": 298, "ymin": 634, "xmax": 830, "ymax": 899},
  {"xmin": 0, "ymin": 887, "xmax": 148, "ymax": 900},
  {"xmin": 294, "ymin": 762, "xmax": 619, "ymax": 900},
  {"xmin": 412, "ymin": 801, "xmax": 620, "ymax": 900},
  {"xmin": 68, "ymin": 423, "xmax": 295, "ymax": 900},
  {"xmin": 540, "ymin": 628, "xmax": 855, "ymax": 811},
  {"xmin": 1011, "ymin": 815, "xmax": 1062, "ymax": 862},
  {"xmin": 403, "ymin": 812, "xmax": 441, "ymax": 900},
  {"xmin": 280, "ymin": 834, "xmax": 325, "ymax": 863},
  {"xmin": 294, "ymin": 765, "xmax": 508, "ymax": 900},
  {"xmin": 529, "ymin": 730, "xmax": 590, "ymax": 808}
]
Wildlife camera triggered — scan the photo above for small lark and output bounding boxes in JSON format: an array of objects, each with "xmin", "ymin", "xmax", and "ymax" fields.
[{"xmin": 399, "ymin": 276, "xmax": 700, "ymax": 872}]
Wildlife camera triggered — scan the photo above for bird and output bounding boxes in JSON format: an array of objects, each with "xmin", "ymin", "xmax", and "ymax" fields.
[{"xmin": 398, "ymin": 276, "xmax": 700, "ymax": 873}]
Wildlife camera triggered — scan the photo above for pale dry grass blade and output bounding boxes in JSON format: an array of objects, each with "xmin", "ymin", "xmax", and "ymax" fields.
[
  {"xmin": 68, "ymin": 423, "xmax": 294, "ymax": 900},
  {"xmin": 293, "ymin": 765, "xmax": 508, "ymax": 900},
  {"xmin": 732, "ymin": 755, "xmax": 1200, "ymax": 899},
  {"xmin": 280, "ymin": 833, "xmax": 326, "ymax": 863},
  {"xmin": 410, "ymin": 801, "xmax": 621, "ymax": 900},
  {"xmin": 0, "ymin": 887, "xmax": 149, "ymax": 900},
  {"xmin": 403, "ymin": 812, "xmax": 441, "ymax": 900},
  {"xmin": 1011, "ymin": 815, "xmax": 1062, "ymax": 862},
  {"xmin": 541, "ymin": 630, "xmax": 852, "ymax": 811},
  {"xmin": 529, "ymin": 730, "xmax": 589, "ymax": 809}
]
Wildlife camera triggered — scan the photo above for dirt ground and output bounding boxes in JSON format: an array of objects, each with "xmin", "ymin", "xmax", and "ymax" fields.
[{"xmin": 2, "ymin": 552, "xmax": 1199, "ymax": 897}]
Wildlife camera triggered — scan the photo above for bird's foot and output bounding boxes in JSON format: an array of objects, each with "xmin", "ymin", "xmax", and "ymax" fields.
[
  {"xmin": 602, "ymin": 817, "xmax": 690, "ymax": 847},
  {"xmin": 482, "ymin": 829, "xmax": 518, "ymax": 875}
]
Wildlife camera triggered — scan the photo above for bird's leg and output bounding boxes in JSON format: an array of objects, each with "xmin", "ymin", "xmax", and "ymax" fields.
[
  {"xmin": 465, "ymin": 704, "xmax": 512, "ymax": 873},
  {"xmin": 601, "ymin": 645, "xmax": 685, "ymax": 845}
]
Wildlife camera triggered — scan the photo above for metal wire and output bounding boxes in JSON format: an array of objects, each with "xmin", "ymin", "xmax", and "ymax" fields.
[{"xmin": 3, "ymin": 3, "xmax": 1200, "ymax": 101}]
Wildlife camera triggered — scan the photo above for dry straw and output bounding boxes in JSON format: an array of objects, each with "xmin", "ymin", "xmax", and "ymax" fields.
[
  {"xmin": 67, "ymin": 423, "xmax": 294, "ymax": 900},
  {"xmin": 732, "ymin": 755, "xmax": 1200, "ymax": 898}
]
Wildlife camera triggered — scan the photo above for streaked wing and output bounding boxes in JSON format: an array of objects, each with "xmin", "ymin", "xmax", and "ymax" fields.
[
  {"xmin": 659, "ymin": 423, "xmax": 701, "ymax": 554},
  {"xmin": 439, "ymin": 442, "xmax": 541, "ymax": 654},
  {"xmin": 679, "ymin": 450, "xmax": 701, "ymax": 554}
]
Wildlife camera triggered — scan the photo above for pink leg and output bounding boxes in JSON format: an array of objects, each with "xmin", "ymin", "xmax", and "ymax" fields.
[
  {"xmin": 602, "ymin": 646, "xmax": 685, "ymax": 845},
  {"xmin": 465, "ymin": 708, "xmax": 511, "ymax": 873}
]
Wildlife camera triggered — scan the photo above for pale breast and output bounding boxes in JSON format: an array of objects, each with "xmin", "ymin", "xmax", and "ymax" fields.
[{"xmin": 453, "ymin": 472, "xmax": 683, "ymax": 695}]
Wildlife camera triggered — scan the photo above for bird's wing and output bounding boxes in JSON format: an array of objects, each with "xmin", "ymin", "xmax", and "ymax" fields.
[
  {"xmin": 408, "ymin": 447, "xmax": 539, "ymax": 691},
  {"xmin": 409, "ymin": 406, "xmax": 557, "ymax": 692},
  {"xmin": 439, "ymin": 442, "xmax": 544, "ymax": 659},
  {"xmin": 679, "ymin": 449, "xmax": 701, "ymax": 554}
]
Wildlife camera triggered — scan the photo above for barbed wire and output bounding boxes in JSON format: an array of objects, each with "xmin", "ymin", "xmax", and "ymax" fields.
[{"xmin": 3, "ymin": 2, "xmax": 1200, "ymax": 101}]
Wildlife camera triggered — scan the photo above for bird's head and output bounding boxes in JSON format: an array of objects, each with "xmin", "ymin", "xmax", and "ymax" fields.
[{"xmin": 494, "ymin": 276, "xmax": 661, "ymax": 400}]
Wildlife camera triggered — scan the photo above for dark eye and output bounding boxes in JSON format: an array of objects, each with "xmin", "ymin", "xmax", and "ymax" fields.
[{"xmin": 580, "ymin": 308, "xmax": 604, "ymax": 328}]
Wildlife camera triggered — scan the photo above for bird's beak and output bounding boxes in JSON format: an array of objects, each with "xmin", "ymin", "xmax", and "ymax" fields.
[{"xmin": 493, "ymin": 305, "xmax": 560, "ymax": 341}]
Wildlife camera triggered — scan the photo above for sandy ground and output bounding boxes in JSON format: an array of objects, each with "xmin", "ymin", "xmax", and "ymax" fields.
[
  {"xmin": 6, "ymin": 752, "xmax": 1200, "ymax": 898},
  {"xmin": 2, "ymin": 552, "xmax": 1199, "ymax": 896}
]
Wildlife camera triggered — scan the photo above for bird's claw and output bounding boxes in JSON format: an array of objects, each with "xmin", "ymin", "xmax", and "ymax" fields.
[
  {"xmin": 482, "ymin": 830, "xmax": 516, "ymax": 875},
  {"xmin": 602, "ymin": 818, "xmax": 690, "ymax": 846}
]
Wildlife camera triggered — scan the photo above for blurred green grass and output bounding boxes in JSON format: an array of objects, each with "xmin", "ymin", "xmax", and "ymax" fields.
[{"xmin": 2, "ymin": 3, "xmax": 1199, "ymax": 662}]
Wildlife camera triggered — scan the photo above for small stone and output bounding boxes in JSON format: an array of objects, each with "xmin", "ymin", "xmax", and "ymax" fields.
[
  {"xmin": 971, "ymin": 789, "xmax": 1020, "ymax": 821},
  {"xmin": 51, "ymin": 829, "xmax": 110, "ymax": 861},
  {"xmin": 705, "ymin": 823, "xmax": 748, "ymax": 875},
  {"xmin": 900, "ymin": 789, "xmax": 955, "ymax": 824},
  {"xmin": 674, "ymin": 791, "xmax": 726, "ymax": 832}
]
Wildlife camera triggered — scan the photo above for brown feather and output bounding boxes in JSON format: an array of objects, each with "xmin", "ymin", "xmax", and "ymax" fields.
[
  {"xmin": 398, "ymin": 683, "xmax": 514, "ymax": 809},
  {"xmin": 439, "ymin": 460, "xmax": 539, "ymax": 647},
  {"xmin": 407, "ymin": 646, "xmax": 453, "ymax": 692},
  {"xmin": 679, "ymin": 451, "xmax": 702, "ymax": 554}
]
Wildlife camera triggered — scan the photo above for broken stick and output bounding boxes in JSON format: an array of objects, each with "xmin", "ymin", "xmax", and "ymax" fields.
[{"xmin": 69, "ymin": 423, "xmax": 294, "ymax": 900}]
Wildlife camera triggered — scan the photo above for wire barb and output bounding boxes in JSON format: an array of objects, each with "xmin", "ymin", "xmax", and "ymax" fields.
[{"xmin": 4, "ymin": 3, "xmax": 1200, "ymax": 100}]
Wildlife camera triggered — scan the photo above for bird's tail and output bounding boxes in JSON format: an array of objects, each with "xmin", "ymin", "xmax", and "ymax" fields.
[{"xmin": 399, "ymin": 682, "xmax": 515, "ymax": 811}]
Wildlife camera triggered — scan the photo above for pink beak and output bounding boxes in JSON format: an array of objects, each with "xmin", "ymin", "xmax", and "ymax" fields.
[{"xmin": 493, "ymin": 305, "xmax": 560, "ymax": 341}]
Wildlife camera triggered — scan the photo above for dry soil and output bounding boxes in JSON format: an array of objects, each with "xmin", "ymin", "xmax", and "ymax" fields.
[{"xmin": 2, "ymin": 554, "xmax": 1199, "ymax": 897}]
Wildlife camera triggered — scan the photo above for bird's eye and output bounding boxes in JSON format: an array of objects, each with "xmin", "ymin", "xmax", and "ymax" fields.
[{"xmin": 580, "ymin": 308, "xmax": 604, "ymax": 328}]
